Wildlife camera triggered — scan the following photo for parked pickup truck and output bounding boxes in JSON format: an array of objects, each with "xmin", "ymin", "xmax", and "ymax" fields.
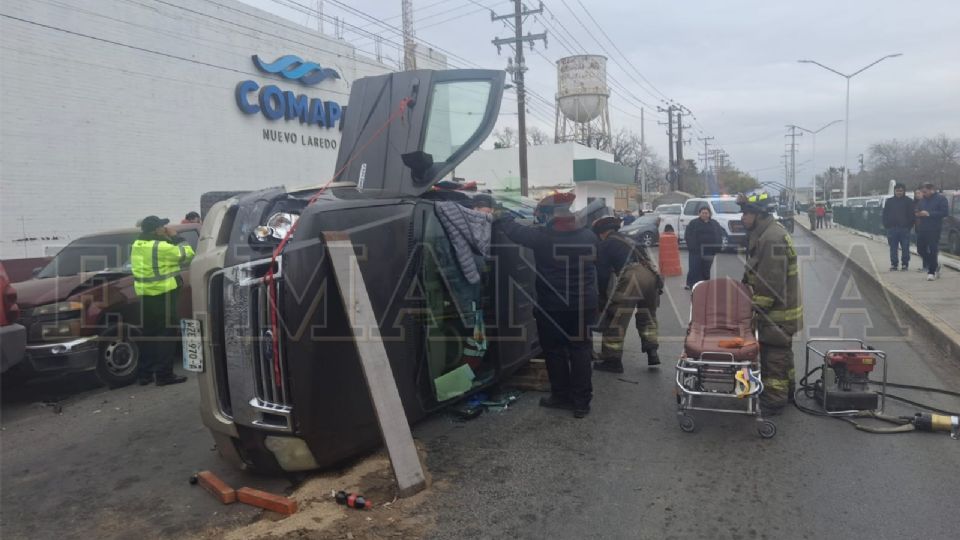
[
  {"xmin": 940, "ymin": 190, "xmax": 960, "ymax": 255},
  {"xmin": 654, "ymin": 204, "xmax": 682, "ymax": 235},
  {"xmin": 11, "ymin": 225, "xmax": 198, "ymax": 386},
  {"xmin": 1, "ymin": 262, "xmax": 26, "ymax": 373},
  {"xmin": 659, "ymin": 197, "xmax": 747, "ymax": 250}
]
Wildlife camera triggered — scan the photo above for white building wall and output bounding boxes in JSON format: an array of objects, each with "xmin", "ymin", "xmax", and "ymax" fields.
[
  {"xmin": 0, "ymin": 0, "xmax": 394, "ymax": 258},
  {"xmin": 454, "ymin": 143, "xmax": 614, "ymax": 191},
  {"xmin": 453, "ymin": 142, "xmax": 616, "ymax": 209}
]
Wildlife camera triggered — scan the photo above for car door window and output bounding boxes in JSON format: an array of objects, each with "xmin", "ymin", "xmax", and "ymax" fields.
[{"xmin": 683, "ymin": 202, "xmax": 700, "ymax": 215}]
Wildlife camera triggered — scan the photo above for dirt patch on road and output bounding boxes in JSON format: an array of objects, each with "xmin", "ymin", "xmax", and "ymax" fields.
[{"xmin": 197, "ymin": 447, "xmax": 436, "ymax": 540}]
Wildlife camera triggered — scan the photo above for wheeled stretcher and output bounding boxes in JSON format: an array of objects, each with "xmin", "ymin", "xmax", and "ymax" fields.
[{"xmin": 675, "ymin": 278, "xmax": 777, "ymax": 438}]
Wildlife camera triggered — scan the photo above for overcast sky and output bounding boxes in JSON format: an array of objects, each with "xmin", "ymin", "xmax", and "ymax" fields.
[{"xmin": 243, "ymin": 0, "xmax": 960, "ymax": 187}]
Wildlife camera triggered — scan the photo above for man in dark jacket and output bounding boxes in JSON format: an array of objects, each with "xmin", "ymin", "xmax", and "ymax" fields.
[
  {"xmin": 882, "ymin": 183, "xmax": 914, "ymax": 271},
  {"xmin": 496, "ymin": 192, "xmax": 599, "ymax": 418},
  {"xmin": 915, "ymin": 182, "xmax": 950, "ymax": 280},
  {"xmin": 683, "ymin": 206, "xmax": 724, "ymax": 289},
  {"xmin": 592, "ymin": 217, "xmax": 662, "ymax": 373}
]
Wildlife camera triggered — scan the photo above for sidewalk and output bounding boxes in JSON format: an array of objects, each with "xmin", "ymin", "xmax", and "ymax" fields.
[{"xmin": 801, "ymin": 221, "xmax": 960, "ymax": 358}]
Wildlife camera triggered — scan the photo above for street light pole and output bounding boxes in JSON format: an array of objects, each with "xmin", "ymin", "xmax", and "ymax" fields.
[
  {"xmin": 798, "ymin": 53, "xmax": 902, "ymax": 206},
  {"xmin": 796, "ymin": 119, "xmax": 842, "ymax": 202}
]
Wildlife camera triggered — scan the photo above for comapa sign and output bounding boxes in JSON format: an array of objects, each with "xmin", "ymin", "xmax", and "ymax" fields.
[{"xmin": 235, "ymin": 54, "xmax": 343, "ymax": 129}]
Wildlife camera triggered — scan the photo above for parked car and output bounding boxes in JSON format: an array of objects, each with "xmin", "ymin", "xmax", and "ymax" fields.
[
  {"xmin": 655, "ymin": 204, "xmax": 682, "ymax": 236},
  {"xmin": 940, "ymin": 190, "xmax": 960, "ymax": 255},
  {"xmin": 10, "ymin": 225, "xmax": 198, "ymax": 386},
  {"xmin": 675, "ymin": 197, "xmax": 747, "ymax": 250},
  {"xmin": 620, "ymin": 212, "xmax": 660, "ymax": 247},
  {"xmin": 1, "ymin": 262, "xmax": 26, "ymax": 373},
  {"xmin": 189, "ymin": 69, "xmax": 572, "ymax": 473}
]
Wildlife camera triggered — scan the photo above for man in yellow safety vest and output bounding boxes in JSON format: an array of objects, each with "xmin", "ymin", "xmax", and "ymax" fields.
[{"xmin": 131, "ymin": 215, "xmax": 195, "ymax": 386}]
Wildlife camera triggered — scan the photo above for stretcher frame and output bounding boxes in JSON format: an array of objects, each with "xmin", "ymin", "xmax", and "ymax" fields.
[{"xmin": 675, "ymin": 280, "xmax": 777, "ymax": 438}]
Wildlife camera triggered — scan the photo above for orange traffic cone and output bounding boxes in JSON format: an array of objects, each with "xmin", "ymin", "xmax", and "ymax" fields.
[{"xmin": 658, "ymin": 231, "xmax": 683, "ymax": 277}]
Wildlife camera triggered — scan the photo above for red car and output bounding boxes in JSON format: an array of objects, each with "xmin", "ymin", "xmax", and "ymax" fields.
[
  {"xmin": 10, "ymin": 225, "xmax": 199, "ymax": 387},
  {"xmin": 0, "ymin": 262, "xmax": 26, "ymax": 373}
]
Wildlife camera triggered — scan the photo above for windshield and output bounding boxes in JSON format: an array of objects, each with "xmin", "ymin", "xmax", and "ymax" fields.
[
  {"xmin": 36, "ymin": 233, "xmax": 137, "ymax": 279},
  {"xmin": 712, "ymin": 200, "xmax": 742, "ymax": 214},
  {"xmin": 657, "ymin": 205, "xmax": 680, "ymax": 215},
  {"xmin": 497, "ymin": 195, "xmax": 538, "ymax": 219}
]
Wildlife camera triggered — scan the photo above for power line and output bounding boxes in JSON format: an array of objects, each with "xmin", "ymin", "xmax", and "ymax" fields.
[{"xmin": 572, "ymin": 0, "xmax": 669, "ymax": 101}]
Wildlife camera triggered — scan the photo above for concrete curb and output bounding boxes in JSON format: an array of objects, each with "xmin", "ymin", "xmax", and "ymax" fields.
[{"xmin": 798, "ymin": 222, "xmax": 959, "ymax": 358}]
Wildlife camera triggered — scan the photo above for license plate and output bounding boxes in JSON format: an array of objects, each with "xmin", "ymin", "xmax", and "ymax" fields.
[{"xmin": 181, "ymin": 318, "xmax": 204, "ymax": 372}]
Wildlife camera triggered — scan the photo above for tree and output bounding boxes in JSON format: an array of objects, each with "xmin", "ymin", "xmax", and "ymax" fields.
[
  {"xmin": 718, "ymin": 168, "xmax": 759, "ymax": 195},
  {"xmin": 863, "ymin": 135, "xmax": 960, "ymax": 193},
  {"xmin": 526, "ymin": 126, "xmax": 550, "ymax": 146},
  {"xmin": 604, "ymin": 129, "xmax": 667, "ymax": 193},
  {"xmin": 493, "ymin": 127, "xmax": 517, "ymax": 149}
]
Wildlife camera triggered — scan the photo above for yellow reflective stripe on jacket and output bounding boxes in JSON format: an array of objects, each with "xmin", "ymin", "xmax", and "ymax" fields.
[
  {"xmin": 765, "ymin": 377, "xmax": 791, "ymax": 391},
  {"xmin": 753, "ymin": 295, "xmax": 775, "ymax": 310},
  {"xmin": 767, "ymin": 306, "xmax": 803, "ymax": 322},
  {"xmin": 787, "ymin": 263, "xmax": 798, "ymax": 277}
]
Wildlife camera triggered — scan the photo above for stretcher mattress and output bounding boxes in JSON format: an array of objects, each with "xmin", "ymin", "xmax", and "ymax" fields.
[{"xmin": 684, "ymin": 278, "xmax": 758, "ymax": 362}]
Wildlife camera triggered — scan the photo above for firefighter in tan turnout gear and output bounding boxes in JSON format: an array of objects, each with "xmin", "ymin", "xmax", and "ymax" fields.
[
  {"xmin": 591, "ymin": 216, "xmax": 663, "ymax": 373},
  {"xmin": 737, "ymin": 192, "xmax": 802, "ymax": 414}
]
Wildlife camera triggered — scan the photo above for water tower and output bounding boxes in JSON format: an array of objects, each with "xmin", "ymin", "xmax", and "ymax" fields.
[{"xmin": 555, "ymin": 55, "xmax": 612, "ymax": 150}]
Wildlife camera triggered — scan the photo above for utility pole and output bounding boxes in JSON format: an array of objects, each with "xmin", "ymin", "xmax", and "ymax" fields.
[
  {"xmin": 657, "ymin": 105, "xmax": 675, "ymax": 191},
  {"xmin": 640, "ymin": 108, "xmax": 645, "ymax": 148},
  {"xmin": 785, "ymin": 125, "xmax": 803, "ymax": 195},
  {"xmin": 674, "ymin": 108, "xmax": 690, "ymax": 192},
  {"xmin": 492, "ymin": 1, "xmax": 546, "ymax": 197},
  {"xmin": 402, "ymin": 0, "xmax": 416, "ymax": 70},
  {"xmin": 698, "ymin": 136, "xmax": 714, "ymax": 193},
  {"xmin": 857, "ymin": 153, "xmax": 865, "ymax": 195}
]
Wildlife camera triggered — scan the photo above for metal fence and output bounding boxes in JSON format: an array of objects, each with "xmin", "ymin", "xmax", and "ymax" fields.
[{"xmin": 832, "ymin": 206, "xmax": 885, "ymax": 235}]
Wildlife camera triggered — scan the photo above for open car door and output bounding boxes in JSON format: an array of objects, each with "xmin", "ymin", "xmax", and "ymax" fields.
[{"xmin": 334, "ymin": 69, "xmax": 506, "ymax": 195}]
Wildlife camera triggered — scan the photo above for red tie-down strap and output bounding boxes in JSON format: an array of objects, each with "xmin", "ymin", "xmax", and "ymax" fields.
[{"xmin": 264, "ymin": 97, "xmax": 412, "ymax": 387}]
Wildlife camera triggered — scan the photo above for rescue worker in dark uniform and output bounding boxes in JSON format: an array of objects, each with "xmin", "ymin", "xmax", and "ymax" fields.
[
  {"xmin": 591, "ymin": 216, "xmax": 663, "ymax": 373},
  {"xmin": 737, "ymin": 192, "xmax": 803, "ymax": 414},
  {"xmin": 496, "ymin": 192, "xmax": 599, "ymax": 418}
]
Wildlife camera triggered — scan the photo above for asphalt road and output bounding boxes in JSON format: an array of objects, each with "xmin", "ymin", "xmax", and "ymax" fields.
[
  {"xmin": 1, "ymin": 227, "xmax": 957, "ymax": 539},
  {"xmin": 0, "ymin": 373, "xmax": 288, "ymax": 540},
  {"xmin": 418, "ymin": 228, "xmax": 960, "ymax": 539}
]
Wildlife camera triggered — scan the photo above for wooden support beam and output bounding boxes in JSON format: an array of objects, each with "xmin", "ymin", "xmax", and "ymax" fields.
[{"xmin": 322, "ymin": 231, "xmax": 427, "ymax": 498}]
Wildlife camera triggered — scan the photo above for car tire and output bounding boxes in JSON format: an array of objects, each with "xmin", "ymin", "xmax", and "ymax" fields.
[
  {"xmin": 95, "ymin": 325, "xmax": 140, "ymax": 388},
  {"xmin": 640, "ymin": 231, "xmax": 656, "ymax": 248}
]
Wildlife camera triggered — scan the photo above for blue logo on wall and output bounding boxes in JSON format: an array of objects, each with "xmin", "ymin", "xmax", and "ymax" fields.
[
  {"xmin": 236, "ymin": 54, "xmax": 343, "ymax": 129},
  {"xmin": 252, "ymin": 54, "xmax": 340, "ymax": 85}
]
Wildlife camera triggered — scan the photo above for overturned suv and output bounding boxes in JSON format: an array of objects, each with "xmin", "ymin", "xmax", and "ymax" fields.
[{"xmin": 191, "ymin": 70, "xmax": 550, "ymax": 473}]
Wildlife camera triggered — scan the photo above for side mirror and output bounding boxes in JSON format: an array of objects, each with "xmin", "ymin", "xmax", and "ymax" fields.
[{"xmin": 402, "ymin": 151, "xmax": 435, "ymax": 184}]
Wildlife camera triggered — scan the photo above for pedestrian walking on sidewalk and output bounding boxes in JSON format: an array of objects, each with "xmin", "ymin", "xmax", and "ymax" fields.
[
  {"xmin": 815, "ymin": 204, "xmax": 826, "ymax": 228},
  {"xmin": 684, "ymin": 206, "xmax": 724, "ymax": 289},
  {"xmin": 496, "ymin": 192, "xmax": 599, "ymax": 418},
  {"xmin": 914, "ymin": 182, "xmax": 949, "ymax": 281},
  {"xmin": 882, "ymin": 183, "xmax": 914, "ymax": 271},
  {"xmin": 824, "ymin": 202, "xmax": 833, "ymax": 228},
  {"xmin": 807, "ymin": 205, "xmax": 817, "ymax": 230}
]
